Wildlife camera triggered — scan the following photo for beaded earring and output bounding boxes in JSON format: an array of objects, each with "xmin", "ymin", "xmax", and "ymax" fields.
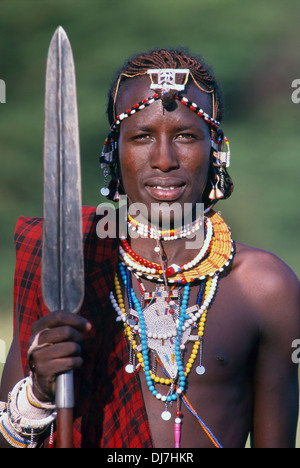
[
  {"xmin": 100, "ymin": 129, "xmax": 119, "ymax": 199},
  {"xmin": 100, "ymin": 167, "xmax": 121, "ymax": 203},
  {"xmin": 208, "ymin": 128, "xmax": 232, "ymax": 202},
  {"xmin": 211, "ymin": 130, "xmax": 230, "ymax": 168},
  {"xmin": 100, "ymin": 165, "xmax": 110, "ymax": 197}
]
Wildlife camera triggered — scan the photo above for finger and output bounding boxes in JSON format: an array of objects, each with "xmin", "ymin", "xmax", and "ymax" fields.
[
  {"xmin": 34, "ymin": 354, "xmax": 84, "ymax": 379},
  {"xmin": 46, "ymin": 356, "xmax": 84, "ymax": 376},
  {"xmin": 31, "ymin": 310, "xmax": 91, "ymax": 335},
  {"xmin": 38, "ymin": 326, "xmax": 85, "ymax": 346},
  {"xmin": 32, "ymin": 354, "xmax": 84, "ymax": 402},
  {"xmin": 32, "ymin": 342, "xmax": 83, "ymax": 375}
]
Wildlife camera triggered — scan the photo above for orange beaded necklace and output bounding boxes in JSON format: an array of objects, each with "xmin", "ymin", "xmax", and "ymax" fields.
[{"xmin": 119, "ymin": 210, "xmax": 234, "ymax": 284}]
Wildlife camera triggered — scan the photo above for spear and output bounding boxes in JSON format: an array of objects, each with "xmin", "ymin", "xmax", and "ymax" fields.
[{"xmin": 42, "ymin": 27, "xmax": 84, "ymax": 448}]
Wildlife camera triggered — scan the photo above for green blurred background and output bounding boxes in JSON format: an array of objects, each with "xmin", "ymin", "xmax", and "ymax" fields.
[{"xmin": 0, "ymin": 0, "xmax": 299, "ymax": 444}]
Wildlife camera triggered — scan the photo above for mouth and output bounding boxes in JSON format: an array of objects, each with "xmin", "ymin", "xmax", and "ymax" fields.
[{"xmin": 144, "ymin": 178, "xmax": 186, "ymax": 201}]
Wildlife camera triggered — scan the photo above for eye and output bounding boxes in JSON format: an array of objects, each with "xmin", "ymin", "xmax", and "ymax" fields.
[
  {"xmin": 132, "ymin": 133, "xmax": 152, "ymax": 141},
  {"xmin": 176, "ymin": 133, "xmax": 196, "ymax": 141}
]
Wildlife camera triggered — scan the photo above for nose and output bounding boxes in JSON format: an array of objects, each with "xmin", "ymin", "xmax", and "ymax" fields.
[{"xmin": 149, "ymin": 135, "xmax": 179, "ymax": 172}]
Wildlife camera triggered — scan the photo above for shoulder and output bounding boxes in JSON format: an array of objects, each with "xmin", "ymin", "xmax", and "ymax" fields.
[
  {"xmin": 232, "ymin": 242, "xmax": 299, "ymax": 332},
  {"xmin": 233, "ymin": 242, "xmax": 299, "ymax": 291}
]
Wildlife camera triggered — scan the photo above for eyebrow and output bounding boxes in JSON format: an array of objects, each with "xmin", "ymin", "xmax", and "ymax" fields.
[
  {"xmin": 129, "ymin": 125, "xmax": 153, "ymax": 132},
  {"xmin": 176, "ymin": 125, "xmax": 200, "ymax": 132},
  {"xmin": 128, "ymin": 123, "xmax": 203, "ymax": 133}
]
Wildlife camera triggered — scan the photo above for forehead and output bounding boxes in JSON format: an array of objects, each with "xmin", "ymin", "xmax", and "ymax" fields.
[{"xmin": 116, "ymin": 76, "xmax": 213, "ymax": 122}]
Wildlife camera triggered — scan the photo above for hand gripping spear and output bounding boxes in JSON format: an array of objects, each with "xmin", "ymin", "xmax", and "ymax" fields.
[{"xmin": 42, "ymin": 27, "xmax": 84, "ymax": 448}]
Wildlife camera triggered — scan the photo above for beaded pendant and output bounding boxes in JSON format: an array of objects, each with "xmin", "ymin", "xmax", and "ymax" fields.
[
  {"xmin": 128, "ymin": 285, "xmax": 200, "ymax": 380},
  {"xmin": 110, "ymin": 263, "xmax": 224, "ymax": 448}
]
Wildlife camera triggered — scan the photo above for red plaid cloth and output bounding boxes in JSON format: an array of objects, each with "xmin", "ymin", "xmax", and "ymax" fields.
[{"xmin": 13, "ymin": 206, "xmax": 153, "ymax": 448}]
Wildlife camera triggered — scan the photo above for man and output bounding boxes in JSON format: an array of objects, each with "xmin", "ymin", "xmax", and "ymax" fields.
[{"xmin": 0, "ymin": 48, "xmax": 299, "ymax": 448}]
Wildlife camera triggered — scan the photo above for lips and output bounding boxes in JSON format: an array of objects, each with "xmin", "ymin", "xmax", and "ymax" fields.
[{"xmin": 144, "ymin": 178, "xmax": 186, "ymax": 201}]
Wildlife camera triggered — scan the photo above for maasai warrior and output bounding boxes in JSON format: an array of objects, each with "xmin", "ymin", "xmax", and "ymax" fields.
[{"xmin": 0, "ymin": 48, "xmax": 299, "ymax": 448}]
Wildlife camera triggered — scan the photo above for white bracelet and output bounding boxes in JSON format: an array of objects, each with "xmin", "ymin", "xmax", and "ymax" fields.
[
  {"xmin": 0, "ymin": 412, "xmax": 32, "ymax": 448},
  {"xmin": 8, "ymin": 377, "xmax": 57, "ymax": 438}
]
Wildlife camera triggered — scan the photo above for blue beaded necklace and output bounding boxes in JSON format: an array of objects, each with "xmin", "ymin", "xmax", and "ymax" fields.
[
  {"xmin": 119, "ymin": 262, "xmax": 191, "ymax": 401},
  {"xmin": 117, "ymin": 262, "xmax": 224, "ymax": 448}
]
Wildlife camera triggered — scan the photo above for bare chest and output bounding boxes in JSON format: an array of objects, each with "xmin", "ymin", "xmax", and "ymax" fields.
[{"xmin": 133, "ymin": 276, "xmax": 257, "ymax": 448}]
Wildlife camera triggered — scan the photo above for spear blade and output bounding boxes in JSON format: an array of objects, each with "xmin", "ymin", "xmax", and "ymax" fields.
[
  {"xmin": 42, "ymin": 26, "xmax": 84, "ymax": 447},
  {"xmin": 42, "ymin": 26, "xmax": 84, "ymax": 314}
]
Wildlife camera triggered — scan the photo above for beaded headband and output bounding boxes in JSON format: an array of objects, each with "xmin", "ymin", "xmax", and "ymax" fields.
[{"xmin": 100, "ymin": 68, "xmax": 230, "ymax": 195}]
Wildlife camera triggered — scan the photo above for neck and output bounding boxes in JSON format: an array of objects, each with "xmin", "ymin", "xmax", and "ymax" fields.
[
  {"xmin": 128, "ymin": 232, "xmax": 204, "ymax": 268},
  {"xmin": 126, "ymin": 207, "xmax": 206, "ymax": 268}
]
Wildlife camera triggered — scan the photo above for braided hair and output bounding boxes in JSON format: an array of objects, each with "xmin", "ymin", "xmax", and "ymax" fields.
[
  {"xmin": 105, "ymin": 48, "xmax": 233, "ymax": 207},
  {"xmin": 107, "ymin": 47, "xmax": 223, "ymax": 125}
]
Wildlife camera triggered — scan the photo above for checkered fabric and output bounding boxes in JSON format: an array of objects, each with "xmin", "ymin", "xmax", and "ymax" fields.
[{"xmin": 13, "ymin": 206, "xmax": 153, "ymax": 448}]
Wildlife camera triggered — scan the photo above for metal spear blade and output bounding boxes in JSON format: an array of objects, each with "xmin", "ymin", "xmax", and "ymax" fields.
[
  {"xmin": 42, "ymin": 27, "xmax": 84, "ymax": 426},
  {"xmin": 42, "ymin": 26, "xmax": 84, "ymax": 315}
]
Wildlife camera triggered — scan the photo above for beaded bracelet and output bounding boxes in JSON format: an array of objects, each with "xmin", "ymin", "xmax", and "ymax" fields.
[
  {"xmin": 0, "ymin": 413, "xmax": 32, "ymax": 448},
  {"xmin": 8, "ymin": 377, "xmax": 56, "ymax": 438},
  {"xmin": 0, "ymin": 376, "xmax": 56, "ymax": 448}
]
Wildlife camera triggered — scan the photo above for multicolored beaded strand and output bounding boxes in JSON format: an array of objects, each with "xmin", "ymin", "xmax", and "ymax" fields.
[
  {"xmin": 174, "ymin": 94, "xmax": 220, "ymax": 130},
  {"xmin": 110, "ymin": 262, "xmax": 221, "ymax": 448},
  {"xmin": 118, "ymin": 211, "xmax": 234, "ymax": 285},
  {"xmin": 120, "ymin": 217, "xmax": 213, "ymax": 279}
]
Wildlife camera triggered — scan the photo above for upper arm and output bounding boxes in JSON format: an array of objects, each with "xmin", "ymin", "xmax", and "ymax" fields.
[{"xmin": 249, "ymin": 253, "xmax": 300, "ymax": 447}]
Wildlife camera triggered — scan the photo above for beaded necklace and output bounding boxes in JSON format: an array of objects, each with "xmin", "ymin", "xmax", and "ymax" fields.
[
  {"xmin": 120, "ymin": 211, "xmax": 233, "ymax": 285},
  {"xmin": 127, "ymin": 212, "xmax": 203, "ymax": 241},
  {"xmin": 110, "ymin": 266, "xmax": 220, "ymax": 447},
  {"xmin": 109, "ymin": 211, "xmax": 233, "ymax": 448},
  {"xmin": 120, "ymin": 221, "xmax": 212, "ymax": 277}
]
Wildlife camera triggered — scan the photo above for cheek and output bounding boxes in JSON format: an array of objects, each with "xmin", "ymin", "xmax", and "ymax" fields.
[
  {"xmin": 118, "ymin": 142, "xmax": 143, "ymax": 192},
  {"xmin": 182, "ymin": 144, "xmax": 211, "ymax": 185},
  {"xmin": 190, "ymin": 163, "xmax": 210, "ymax": 201}
]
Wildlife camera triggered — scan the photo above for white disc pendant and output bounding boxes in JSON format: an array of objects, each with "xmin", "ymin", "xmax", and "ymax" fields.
[
  {"xmin": 196, "ymin": 365, "xmax": 206, "ymax": 375},
  {"xmin": 100, "ymin": 187, "xmax": 110, "ymax": 197},
  {"xmin": 161, "ymin": 410, "xmax": 172, "ymax": 421},
  {"xmin": 125, "ymin": 364, "xmax": 134, "ymax": 374}
]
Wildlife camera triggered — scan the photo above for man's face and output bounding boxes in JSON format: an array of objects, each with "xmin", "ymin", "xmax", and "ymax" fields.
[{"xmin": 117, "ymin": 77, "xmax": 212, "ymax": 225}]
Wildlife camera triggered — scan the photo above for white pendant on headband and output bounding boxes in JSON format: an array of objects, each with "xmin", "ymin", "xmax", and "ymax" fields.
[{"xmin": 147, "ymin": 69, "xmax": 190, "ymax": 92}]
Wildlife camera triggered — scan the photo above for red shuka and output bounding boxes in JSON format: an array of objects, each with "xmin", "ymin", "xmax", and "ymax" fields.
[{"xmin": 13, "ymin": 206, "xmax": 153, "ymax": 448}]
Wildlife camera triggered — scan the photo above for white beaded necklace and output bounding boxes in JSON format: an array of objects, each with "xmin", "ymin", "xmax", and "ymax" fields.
[
  {"xmin": 127, "ymin": 213, "xmax": 204, "ymax": 241},
  {"xmin": 119, "ymin": 217, "xmax": 213, "ymax": 283}
]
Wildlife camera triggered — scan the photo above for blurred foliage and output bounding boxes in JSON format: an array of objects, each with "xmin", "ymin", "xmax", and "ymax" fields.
[
  {"xmin": 0, "ymin": 0, "xmax": 299, "ymax": 312},
  {"xmin": 0, "ymin": 0, "xmax": 299, "ymax": 446}
]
